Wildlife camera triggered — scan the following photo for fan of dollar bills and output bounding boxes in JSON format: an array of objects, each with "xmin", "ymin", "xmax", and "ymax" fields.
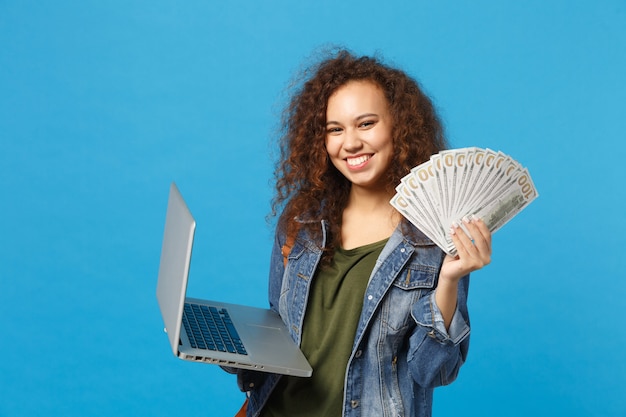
[{"xmin": 390, "ymin": 147, "xmax": 538, "ymax": 255}]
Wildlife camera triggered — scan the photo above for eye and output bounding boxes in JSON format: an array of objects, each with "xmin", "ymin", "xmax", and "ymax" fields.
[
  {"xmin": 326, "ymin": 126, "xmax": 343, "ymax": 134},
  {"xmin": 359, "ymin": 120, "xmax": 376, "ymax": 128}
]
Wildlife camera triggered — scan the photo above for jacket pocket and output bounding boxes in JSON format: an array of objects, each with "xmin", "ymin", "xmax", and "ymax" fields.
[
  {"xmin": 393, "ymin": 263, "xmax": 438, "ymax": 290},
  {"xmin": 384, "ymin": 264, "xmax": 438, "ymax": 332}
]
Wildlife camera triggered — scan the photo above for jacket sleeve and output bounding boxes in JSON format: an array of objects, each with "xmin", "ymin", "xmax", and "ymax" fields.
[
  {"xmin": 408, "ymin": 274, "xmax": 470, "ymax": 388},
  {"xmin": 268, "ymin": 228, "xmax": 286, "ymax": 313}
]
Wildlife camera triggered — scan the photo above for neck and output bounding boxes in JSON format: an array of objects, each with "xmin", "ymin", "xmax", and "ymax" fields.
[
  {"xmin": 345, "ymin": 185, "xmax": 396, "ymax": 212},
  {"xmin": 340, "ymin": 185, "xmax": 402, "ymax": 249}
]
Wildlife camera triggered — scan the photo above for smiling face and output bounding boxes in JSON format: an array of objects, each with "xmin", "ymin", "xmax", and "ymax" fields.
[{"xmin": 325, "ymin": 80, "xmax": 394, "ymax": 193}]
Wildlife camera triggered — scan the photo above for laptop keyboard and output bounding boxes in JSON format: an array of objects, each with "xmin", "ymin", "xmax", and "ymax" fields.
[{"xmin": 182, "ymin": 303, "xmax": 248, "ymax": 355}]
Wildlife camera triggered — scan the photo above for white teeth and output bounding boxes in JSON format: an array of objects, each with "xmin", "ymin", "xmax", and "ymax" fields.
[{"xmin": 347, "ymin": 155, "xmax": 371, "ymax": 166}]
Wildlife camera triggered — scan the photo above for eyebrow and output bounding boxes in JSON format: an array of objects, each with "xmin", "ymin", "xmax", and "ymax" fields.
[{"xmin": 326, "ymin": 113, "xmax": 379, "ymax": 126}]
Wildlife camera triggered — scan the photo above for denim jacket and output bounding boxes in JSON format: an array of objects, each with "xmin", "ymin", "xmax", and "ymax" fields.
[{"xmin": 239, "ymin": 219, "xmax": 470, "ymax": 417}]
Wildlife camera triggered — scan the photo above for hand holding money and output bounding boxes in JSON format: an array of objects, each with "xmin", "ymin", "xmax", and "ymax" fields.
[{"xmin": 390, "ymin": 147, "xmax": 539, "ymax": 255}]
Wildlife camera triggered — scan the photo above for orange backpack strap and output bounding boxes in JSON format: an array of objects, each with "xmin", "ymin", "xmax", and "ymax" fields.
[
  {"xmin": 281, "ymin": 232, "xmax": 296, "ymax": 268},
  {"xmin": 234, "ymin": 398, "xmax": 248, "ymax": 417}
]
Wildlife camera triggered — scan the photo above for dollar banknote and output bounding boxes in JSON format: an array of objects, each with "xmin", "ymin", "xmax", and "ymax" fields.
[{"xmin": 391, "ymin": 147, "xmax": 538, "ymax": 255}]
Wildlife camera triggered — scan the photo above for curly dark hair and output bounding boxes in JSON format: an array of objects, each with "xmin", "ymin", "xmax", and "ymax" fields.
[{"xmin": 272, "ymin": 48, "xmax": 448, "ymax": 261}]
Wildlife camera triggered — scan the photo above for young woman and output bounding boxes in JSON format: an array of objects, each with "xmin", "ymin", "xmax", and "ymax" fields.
[{"xmin": 235, "ymin": 49, "xmax": 492, "ymax": 417}]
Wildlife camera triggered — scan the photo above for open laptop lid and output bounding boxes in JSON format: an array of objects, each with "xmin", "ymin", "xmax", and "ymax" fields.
[{"xmin": 156, "ymin": 182, "xmax": 195, "ymax": 357}]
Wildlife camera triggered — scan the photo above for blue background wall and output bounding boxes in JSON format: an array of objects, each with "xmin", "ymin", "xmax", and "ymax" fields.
[{"xmin": 1, "ymin": 1, "xmax": 625, "ymax": 416}]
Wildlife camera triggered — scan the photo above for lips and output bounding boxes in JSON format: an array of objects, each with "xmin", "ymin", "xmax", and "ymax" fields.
[{"xmin": 346, "ymin": 154, "xmax": 372, "ymax": 167}]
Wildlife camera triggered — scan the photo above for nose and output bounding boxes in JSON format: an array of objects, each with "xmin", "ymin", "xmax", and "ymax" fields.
[{"xmin": 343, "ymin": 127, "xmax": 363, "ymax": 152}]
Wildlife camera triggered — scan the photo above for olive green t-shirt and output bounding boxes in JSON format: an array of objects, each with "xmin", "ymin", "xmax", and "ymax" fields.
[{"xmin": 261, "ymin": 238, "xmax": 388, "ymax": 417}]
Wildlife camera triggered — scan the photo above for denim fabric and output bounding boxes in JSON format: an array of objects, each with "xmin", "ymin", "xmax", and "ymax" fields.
[{"xmin": 241, "ymin": 219, "xmax": 470, "ymax": 417}]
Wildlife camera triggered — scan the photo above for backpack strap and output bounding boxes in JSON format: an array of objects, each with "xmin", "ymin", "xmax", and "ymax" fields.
[
  {"xmin": 234, "ymin": 399, "xmax": 247, "ymax": 417},
  {"xmin": 281, "ymin": 232, "xmax": 296, "ymax": 268}
]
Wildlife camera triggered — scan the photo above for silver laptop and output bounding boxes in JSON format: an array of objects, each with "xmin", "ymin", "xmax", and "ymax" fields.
[{"xmin": 156, "ymin": 182, "xmax": 312, "ymax": 377}]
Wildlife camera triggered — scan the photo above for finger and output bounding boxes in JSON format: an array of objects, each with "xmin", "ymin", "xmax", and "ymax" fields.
[
  {"xmin": 449, "ymin": 223, "xmax": 492, "ymax": 275},
  {"xmin": 466, "ymin": 218, "xmax": 492, "ymax": 258},
  {"xmin": 458, "ymin": 217, "xmax": 486, "ymax": 247},
  {"xmin": 450, "ymin": 221, "xmax": 478, "ymax": 254},
  {"xmin": 463, "ymin": 217, "xmax": 492, "ymax": 263},
  {"xmin": 469, "ymin": 216, "xmax": 492, "ymax": 246}
]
